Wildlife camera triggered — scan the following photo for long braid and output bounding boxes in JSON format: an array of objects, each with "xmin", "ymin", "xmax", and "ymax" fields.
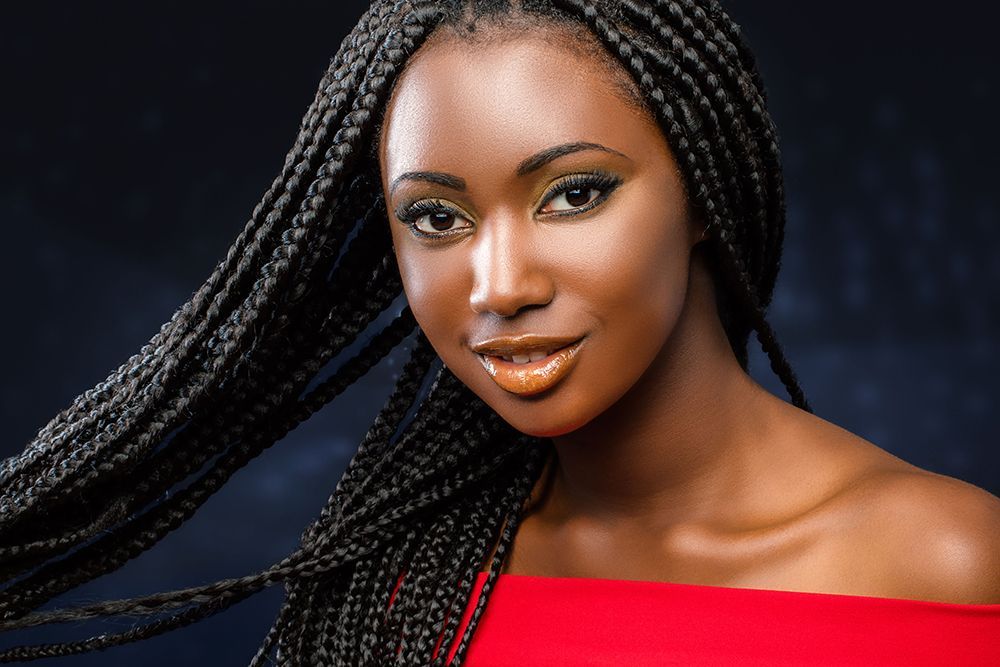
[
  {"xmin": 436, "ymin": 437, "xmax": 548, "ymax": 666},
  {"xmin": 264, "ymin": 383, "xmax": 526, "ymax": 664},
  {"xmin": 271, "ymin": 333, "xmax": 439, "ymax": 664},
  {"xmin": 394, "ymin": 503, "xmax": 462, "ymax": 665},
  {"xmin": 0, "ymin": 0, "xmax": 446, "ymax": 636},
  {"xmin": 671, "ymin": 0, "xmax": 787, "ymax": 301},
  {"xmin": 0, "ymin": 169, "xmax": 391, "ymax": 577},
  {"xmin": 621, "ymin": 0, "xmax": 769, "ymax": 279},
  {"xmin": 0, "ymin": 164, "xmax": 393, "ymax": 560},
  {"xmin": 0, "ymin": 0, "xmax": 395, "ymax": 495},
  {"xmin": 0, "ymin": 304, "xmax": 416, "ymax": 625},
  {"xmin": 0, "ymin": 1, "xmax": 814, "ymax": 664},
  {"xmin": 646, "ymin": 1, "xmax": 807, "ymax": 408},
  {"xmin": 0, "ymin": 304, "xmax": 416, "ymax": 623},
  {"xmin": 0, "ymin": 402, "xmax": 521, "ymax": 641},
  {"xmin": 0, "ymin": 0, "xmax": 414, "ymax": 529}
]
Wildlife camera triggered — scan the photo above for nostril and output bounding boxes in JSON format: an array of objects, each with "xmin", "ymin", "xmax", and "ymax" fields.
[{"xmin": 469, "ymin": 275, "xmax": 556, "ymax": 318}]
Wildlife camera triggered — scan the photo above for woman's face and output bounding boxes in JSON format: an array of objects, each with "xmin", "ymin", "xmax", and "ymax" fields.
[{"xmin": 378, "ymin": 28, "xmax": 701, "ymax": 438}]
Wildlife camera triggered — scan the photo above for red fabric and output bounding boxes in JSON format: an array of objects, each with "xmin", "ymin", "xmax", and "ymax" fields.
[{"xmin": 386, "ymin": 570, "xmax": 1000, "ymax": 665}]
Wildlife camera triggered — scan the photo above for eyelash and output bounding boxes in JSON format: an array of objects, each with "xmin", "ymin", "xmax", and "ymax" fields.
[{"xmin": 396, "ymin": 170, "xmax": 623, "ymax": 240}]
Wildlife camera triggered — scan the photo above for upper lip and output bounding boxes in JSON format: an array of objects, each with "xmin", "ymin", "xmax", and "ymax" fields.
[{"xmin": 470, "ymin": 334, "xmax": 584, "ymax": 357}]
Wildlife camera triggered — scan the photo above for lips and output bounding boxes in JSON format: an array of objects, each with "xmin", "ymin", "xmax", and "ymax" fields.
[
  {"xmin": 470, "ymin": 334, "xmax": 582, "ymax": 357},
  {"xmin": 471, "ymin": 335, "xmax": 585, "ymax": 396}
]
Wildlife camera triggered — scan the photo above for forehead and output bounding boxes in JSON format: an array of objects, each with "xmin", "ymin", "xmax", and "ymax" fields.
[{"xmin": 378, "ymin": 30, "xmax": 658, "ymax": 180}]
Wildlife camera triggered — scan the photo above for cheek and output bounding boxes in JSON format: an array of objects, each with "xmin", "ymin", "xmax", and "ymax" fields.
[
  {"xmin": 551, "ymin": 193, "xmax": 691, "ymax": 412},
  {"xmin": 621, "ymin": 216, "xmax": 688, "ymax": 335},
  {"xmin": 392, "ymin": 241, "xmax": 470, "ymax": 361},
  {"xmin": 618, "ymin": 220, "xmax": 690, "ymax": 375},
  {"xmin": 561, "ymin": 195, "xmax": 690, "ymax": 337}
]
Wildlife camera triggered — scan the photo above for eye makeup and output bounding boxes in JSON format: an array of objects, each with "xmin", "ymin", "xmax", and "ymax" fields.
[
  {"xmin": 393, "ymin": 168, "xmax": 624, "ymax": 239},
  {"xmin": 395, "ymin": 199, "xmax": 472, "ymax": 239},
  {"xmin": 539, "ymin": 169, "xmax": 622, "ymax": 217}
]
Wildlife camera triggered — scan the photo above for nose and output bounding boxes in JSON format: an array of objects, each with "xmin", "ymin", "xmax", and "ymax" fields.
[{"xmin": 468, "ymin": 218, "xmax": 554, "ymax": 318}]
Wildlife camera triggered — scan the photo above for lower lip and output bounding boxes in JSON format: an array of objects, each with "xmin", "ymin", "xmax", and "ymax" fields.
[{"xmin": 477, "ymin": 339, "xmax": 584, "ymax": 396}]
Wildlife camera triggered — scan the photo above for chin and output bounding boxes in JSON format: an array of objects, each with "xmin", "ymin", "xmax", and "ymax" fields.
[
  {"xmin": 485, "ymin": 393, "xmax": 596, "ymax": 439},
  {"xmin": 504, "ymin": 418, "xmax": 578, "ymax": 439},
  {"xmin": 504, "ymin": 418, "xmax": 583, "ymax": 439},
  {"xmin": 450, "ymin": 356, "xmax": 608, "ymax": 438}
]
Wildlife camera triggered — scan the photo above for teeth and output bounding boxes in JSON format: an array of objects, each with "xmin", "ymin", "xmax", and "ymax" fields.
[{"xmin": 495, "ymin": 349, "xmax": 558, "ymax": 364}]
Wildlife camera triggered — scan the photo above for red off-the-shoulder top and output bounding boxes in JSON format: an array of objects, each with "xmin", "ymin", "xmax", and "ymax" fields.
[{"xmin": 386, "ymin": 570, "xmax": 1000, "ymax": 665}]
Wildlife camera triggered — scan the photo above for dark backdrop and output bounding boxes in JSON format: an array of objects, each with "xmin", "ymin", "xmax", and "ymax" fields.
[{"xmin": 1, "ymin": 1, "xmax": 997, "ymax": 664}]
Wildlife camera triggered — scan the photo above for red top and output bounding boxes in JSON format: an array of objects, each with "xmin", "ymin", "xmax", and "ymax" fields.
[{"xmin": 387, "ymin": 570, "xmax": 1000, "ymax": 665}]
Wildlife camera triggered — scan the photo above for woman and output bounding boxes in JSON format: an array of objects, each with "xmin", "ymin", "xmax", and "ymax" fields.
[{"xmin": 0, "ymin": 0, "xmax": 997, "ymax": 664}]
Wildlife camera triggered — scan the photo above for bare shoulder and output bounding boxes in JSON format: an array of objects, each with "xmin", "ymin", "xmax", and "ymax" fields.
[
  {"xmin": 772, "ymin": 400, "xmax": 1000, "ymax": 603},
  {"xmin": 831, "ymin": 461, "xmax": 1000, "ymax": 604}
]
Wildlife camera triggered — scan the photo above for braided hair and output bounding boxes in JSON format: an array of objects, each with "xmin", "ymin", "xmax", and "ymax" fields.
[{"xmin": 0, "ymin": 0, "xmax": 810, "ymax": 663}]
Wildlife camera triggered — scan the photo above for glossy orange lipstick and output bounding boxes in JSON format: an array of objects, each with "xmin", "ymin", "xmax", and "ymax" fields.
[{"xmin": 472, "ymin": 336, "xmax": 584, "ymax": 396}]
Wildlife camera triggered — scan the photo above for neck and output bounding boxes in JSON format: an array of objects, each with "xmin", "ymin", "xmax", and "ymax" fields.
[{"xmin": 544, "ymin": 252, "xmax": 778, "ymax": 528}]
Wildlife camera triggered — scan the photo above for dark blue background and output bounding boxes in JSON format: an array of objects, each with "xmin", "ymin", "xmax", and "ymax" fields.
[{"xmin": 1, "ymin": 1, "xmax": 996, "ymax": 664}]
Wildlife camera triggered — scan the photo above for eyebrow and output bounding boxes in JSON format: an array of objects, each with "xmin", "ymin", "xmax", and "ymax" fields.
[{"xmin": 388, "ymin": 141, "xmax": 629, "ymax": 196}]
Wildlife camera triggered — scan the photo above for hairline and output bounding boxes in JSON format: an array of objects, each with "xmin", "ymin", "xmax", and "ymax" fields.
[{"xmin": 373, "ymin": 16, "xmax": 657, "ymax": 162}]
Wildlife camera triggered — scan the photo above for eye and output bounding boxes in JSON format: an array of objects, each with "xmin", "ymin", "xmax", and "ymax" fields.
[
  {"xmin": 539, "ymin": 171, "xmax": 622, "ymax": 216},
  {"xmin": 393, "ymin": 170, "xmax": 623, "ymax": 239},
  {"xmin": 396, "ymin": 199, "xmax": 473, "ymax": 238},
  {"xmin": 546, "ymin": 186, "xmax": 599, "ymax": 212}
]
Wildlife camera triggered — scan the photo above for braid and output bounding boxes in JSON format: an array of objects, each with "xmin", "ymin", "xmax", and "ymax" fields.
[
  {"xmin": 440, "ymin": 441, "xmax": 547, "ymax": 665},
  {"xmin": 0, "ymin": 1, "xmax": 812, "ymax": 663},
  {"xmin": 670, "ymin": 0, "xmax": 787, "ymax": 301},
  {"xmin": 0, "ymin": 1, "xmax": 409, "ymax": 533},
  {"xmin": 0, "ymin": 304, "xmax": 417, "ymax": 623},
  {"xmin": 0, "ymin": 0, "xmax": 397, "ymax": 495},
  {"xmin": 251, "ymin": 331, "xmax": 438, "ymax": 667},
  {"xmin": 622, "ymin": 0, "xmax": 769, "ymax": 279},
  {"xmin": 0, "ymin": 173, "xmax": 392, "ymax": 579}
]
